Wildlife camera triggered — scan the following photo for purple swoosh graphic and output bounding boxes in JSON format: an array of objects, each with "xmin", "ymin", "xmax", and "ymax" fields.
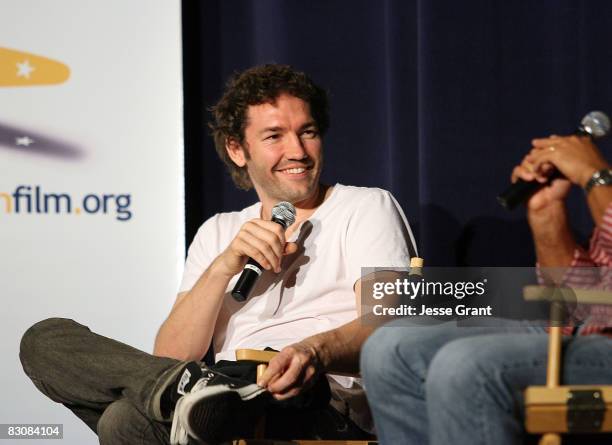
[{"xmin": 0, "ymin": 121, "xmax": 84, "ymax": 160}]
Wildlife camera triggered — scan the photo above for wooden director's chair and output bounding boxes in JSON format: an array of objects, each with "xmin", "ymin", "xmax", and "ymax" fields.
[
  {"xmin": 229, "ymin": 257, "xmax": 424, "ymax": 445},
  {"xmin": 524, "ymin": 285, "xmax": 612, "ymax": 445}
]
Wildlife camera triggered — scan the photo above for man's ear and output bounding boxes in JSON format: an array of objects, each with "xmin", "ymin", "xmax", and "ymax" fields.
[{"xmin": 226, "ymin": 139, "xmax": 247, "ymax": 167}]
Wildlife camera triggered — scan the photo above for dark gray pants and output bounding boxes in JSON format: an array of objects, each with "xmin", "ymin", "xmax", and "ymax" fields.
[
  {"xmin": 20, "ymin": 318, "xmax": 371, "ymax": 444},
  {"xmin": 19, "ymin": 318, "xmax": 183, "ymax": 444}
]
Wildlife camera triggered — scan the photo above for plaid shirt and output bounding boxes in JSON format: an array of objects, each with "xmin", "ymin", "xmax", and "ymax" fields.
[{"xmin": 549, "ymin": 204, "xmax": 612, "ymax": 335}]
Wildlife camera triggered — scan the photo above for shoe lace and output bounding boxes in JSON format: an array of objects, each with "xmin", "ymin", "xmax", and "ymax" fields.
[{"xmin": 190, "ymin": 369, "xmax": 217, "ymax": 392}]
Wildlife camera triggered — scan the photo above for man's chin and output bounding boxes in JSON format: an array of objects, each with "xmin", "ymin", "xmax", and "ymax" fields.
[
  {"xmin": 275, "ymin": 191, "xmax": 308, "ymax": 204},
  {"xmin": 274, "ymin": 183, "xmax": 318, "ymax": 204}
]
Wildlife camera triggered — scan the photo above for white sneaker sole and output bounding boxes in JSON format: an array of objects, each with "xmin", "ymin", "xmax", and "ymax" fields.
[{"xmin": 173, "ymin": 383, "xmax": 267, "ymax": 443}]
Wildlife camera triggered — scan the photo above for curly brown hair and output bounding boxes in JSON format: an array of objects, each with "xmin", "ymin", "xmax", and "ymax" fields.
[{"xmin": 209, "ymin": 64, "xmax": 329, "ymax": 190}]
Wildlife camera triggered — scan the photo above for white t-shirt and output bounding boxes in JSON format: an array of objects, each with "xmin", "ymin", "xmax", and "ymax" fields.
[{"xmin": 179, "ymin": 184, "xmax": 415, "ymax": 365}]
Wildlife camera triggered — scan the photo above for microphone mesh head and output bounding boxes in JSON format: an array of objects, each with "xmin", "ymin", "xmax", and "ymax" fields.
[
  {"xmin": 581, "ymin": 111, "xmax": 611, "ymax": 138},
  {"xmin": 272, "ymin": 201, "xmax": 296, "ymax": 228}
]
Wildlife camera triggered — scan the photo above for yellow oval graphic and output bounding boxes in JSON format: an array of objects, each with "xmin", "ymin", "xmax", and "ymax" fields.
[{"xmin": 0, "ymin": 47, "xmax": 70, "ymax": 87}]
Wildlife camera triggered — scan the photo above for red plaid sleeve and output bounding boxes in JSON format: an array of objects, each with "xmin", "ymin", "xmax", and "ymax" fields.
[
  {"xmin": 536, "ymin": 204, "xmax": 612, "ymax": 334},
  {"xmin": 589, "ymin": 205, "xmax": 612, "ymax": 268},
  {"xmin": 578, "ymin": 204, "xmax": 612, "ymax": 333}
]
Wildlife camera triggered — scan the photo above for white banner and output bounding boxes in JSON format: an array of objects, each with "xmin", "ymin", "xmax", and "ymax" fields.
[{"xmin": 0, "ymin": 1, "xmax": 183, "ymax": 443}]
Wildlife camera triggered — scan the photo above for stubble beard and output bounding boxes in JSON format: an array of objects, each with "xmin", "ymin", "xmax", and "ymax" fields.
[
  {"xmin": 247, "ymin": 151, "xmax": 324, "ymax": 205},
  {"xmin": 268, "ymin": 168, "xmax": 320, "ymax": 204}
]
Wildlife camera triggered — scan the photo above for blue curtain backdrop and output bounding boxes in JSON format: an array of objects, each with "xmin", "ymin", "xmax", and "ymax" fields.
[{"xmin": 182, "ymin": 0, "xmax": 612, "ymax": 266}]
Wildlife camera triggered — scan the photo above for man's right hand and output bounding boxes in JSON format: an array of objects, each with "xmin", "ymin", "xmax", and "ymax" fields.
[
  {"xmin": 511, "ymin": 150, "xmax": 572, "ymax": 214},
  {"xmin": 510, "ymin": 137, "xmax": 583, "ymax": 267},
  {"xmin": 214, "ymin": 219, "xmax": 298, "ymax": 278}
]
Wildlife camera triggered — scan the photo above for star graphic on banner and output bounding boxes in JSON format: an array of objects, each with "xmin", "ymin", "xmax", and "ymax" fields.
[
  {"xmin": 16, "ymin": 60, "xmax": 35, "ymax": 79},
  {"xmin": 15, "ymin": 136, "xmax": 35, "ymax": 147}
]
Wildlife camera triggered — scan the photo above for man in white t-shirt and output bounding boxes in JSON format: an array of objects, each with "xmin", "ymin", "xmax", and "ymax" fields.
[{"xmin": 19, "ymin": 64, "xmax": 415, "ymax": 445}]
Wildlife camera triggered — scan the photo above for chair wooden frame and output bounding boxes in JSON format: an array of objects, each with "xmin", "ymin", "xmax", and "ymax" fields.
[
  {"xmin": 229, "ymin": 258, "xmax": 427, "ymax": 444},
  {"xmin": 231, "ymin": 349, "xmax": 377, "ymax": 445},
  {"xmin": 523, "ymin": 285, "xmax": 612, "ymax": 445}
]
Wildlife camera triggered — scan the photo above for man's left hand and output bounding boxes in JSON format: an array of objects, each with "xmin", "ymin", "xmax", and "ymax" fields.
[
  {"xmin": 529, "ymin": 135, "xmax": 610, "ymax": 187},
  {"xmin": 257, "ymin": 341, "xmax": 324, "ymax": 400}
]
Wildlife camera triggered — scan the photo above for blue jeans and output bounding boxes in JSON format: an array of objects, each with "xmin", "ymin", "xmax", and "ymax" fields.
[{"xmin": 360, "ymin": 319, "xmax": 612, "ymax": 445}]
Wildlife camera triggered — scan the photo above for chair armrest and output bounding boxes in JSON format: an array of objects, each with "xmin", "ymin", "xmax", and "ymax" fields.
[{"xmin": 235, "ymin": 349, "xmax": 278, "ymax": 363}]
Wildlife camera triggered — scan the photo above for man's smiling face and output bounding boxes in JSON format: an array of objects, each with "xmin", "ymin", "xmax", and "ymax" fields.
[{"xmin": 228, "ymin": 93, "xmax": 323, "ymax": 206}]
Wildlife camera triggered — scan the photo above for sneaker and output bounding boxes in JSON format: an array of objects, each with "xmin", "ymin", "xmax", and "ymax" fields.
[
  {"xmin": 157, "ymin": 362, "xmax": 204, "ymax": 421},
  {"xmin": 170, "ymin": 366, "xmax": 269, "ymax": 444}
]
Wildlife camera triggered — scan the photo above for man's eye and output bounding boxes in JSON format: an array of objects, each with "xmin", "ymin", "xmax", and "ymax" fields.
[
  {"xmin": 301, "ymin": 130, "xmax": 318, "ymax": 138},
  {"xmin": 265, "ymin": 134, "xmax": 280, "ymax": 141}
]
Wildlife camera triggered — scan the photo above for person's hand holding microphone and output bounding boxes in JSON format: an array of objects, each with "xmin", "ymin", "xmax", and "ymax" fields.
[
  {"xmin": 510, "ymin": 132, "xmax": 612, "ymax": 267},
  {"xmin": 511, "ymin": 135, "xmax": 609, "ymax": 213},
  {"xmin": 214, "ymin": 202, "xmax": 298, "ymax": 298},
  {"xmin": 498, "ymin": 111, "xmax": 610, "ymax": 210}
]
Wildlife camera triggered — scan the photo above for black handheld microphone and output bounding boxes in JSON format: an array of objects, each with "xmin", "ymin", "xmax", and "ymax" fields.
[
  {"xmin": 497, "ymin": 111, "xmax": 611, "ymax": 210},
  {"xmin": 231, "ymin": 201, "xmax": 296, "ymax": 302}
]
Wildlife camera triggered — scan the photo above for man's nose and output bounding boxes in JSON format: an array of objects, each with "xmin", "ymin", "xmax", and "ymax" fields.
[{"xmin": 285, "ymin": 133, "xmax": 307, "ymax": 160}]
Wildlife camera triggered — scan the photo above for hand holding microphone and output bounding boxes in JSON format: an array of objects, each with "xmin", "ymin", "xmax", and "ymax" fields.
[
  {"xmin": 498, "ymin": 111, "xmax": 611, "ymax": 210},
  {"xmin": 509, "ymin": 138, "xmax": 586, "ymax": 214},
  {"xmin": 524, "ymin": 135, "xmax": 609, "ymax": 185},
  {"xmin": 227, "ymin": 202, "xmax": 297, "ymax": 302}
]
